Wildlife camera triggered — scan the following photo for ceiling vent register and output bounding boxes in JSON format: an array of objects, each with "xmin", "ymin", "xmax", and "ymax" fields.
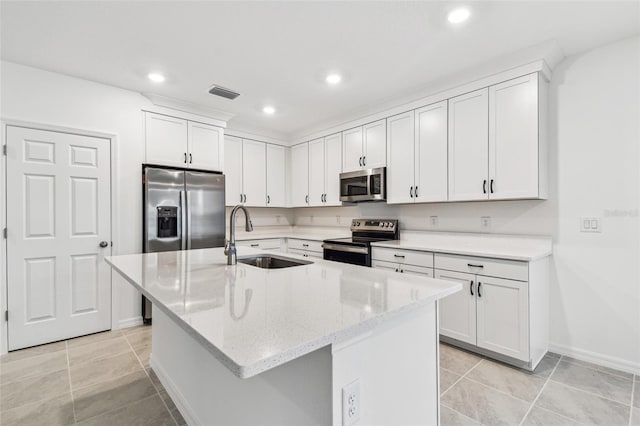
[{"xmin": 208, "ymin": 85, "xmax": 240, "ymax": 100}]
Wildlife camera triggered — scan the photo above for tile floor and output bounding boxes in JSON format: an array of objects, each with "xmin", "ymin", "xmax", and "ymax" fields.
[{"xmin": 1, "ymin": 327, "xmax": 638, "ymax": 426}]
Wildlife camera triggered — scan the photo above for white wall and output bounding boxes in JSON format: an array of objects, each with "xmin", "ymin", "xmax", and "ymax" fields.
[{"xmin": 293, "ymin": 35, "xmax": 640, "ymax": 372}]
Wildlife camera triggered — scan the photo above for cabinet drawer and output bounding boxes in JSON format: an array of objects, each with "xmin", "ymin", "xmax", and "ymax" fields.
[
  {"xmin": 236, "ymin": 238, "xmax": 282, "ymax": 250},
  {"xmin": 288, "ymin": 248, "xmax": 317, "ymax": 259},
  {"xmin": 288, "ymin": 239, "xmax": 323, "ymax": 253},
  {"xmin": 371, "ymin": 247, "xmax": 434, "ymax": 268},
  {"xmin": 434, "ymin": 253, "xmax": 528, "ymax": 282}
]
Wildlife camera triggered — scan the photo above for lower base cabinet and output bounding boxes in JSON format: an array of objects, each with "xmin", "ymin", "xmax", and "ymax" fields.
[
  {"xmin": 372, "ymin": 260, "xmax": 433, "ymax": 277},
  {"xmin": 287, "ymin": 239, "xmax": 324, "ymax": 259},
  {"xmin": 236, "ymin": 238, "xmax": 284, "ymax": 252}
]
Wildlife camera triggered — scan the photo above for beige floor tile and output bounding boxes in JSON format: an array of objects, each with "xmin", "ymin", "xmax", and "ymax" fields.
[
  {"xmin": 440, "ymin": 405, "xmax": 481, "ymax": 426},
  {"xmin": 68, "ymin": 336, "xmax": 131, "ymax": 366},
  {"xmin": 631, "ymin": 406, "xmax": 640, "ymax": 426},
  {"xmin": 66, "ymin": 329, "xmax": 123, "ymax": 349},
  {"xmin": 147, "ymin": 367, "xmax": 166, "ymax": 393},
  {"xmin": 441, "ymin": 378, "xmax": 530, "ymax": 426},
  {"xmin": 0, "ymin": 369, "xmax": 70, "ymax": 411},
  {"xmin": 521, "ymin": 406, "xmax": 579, "ymax": 426},
  {"xmin": 76, "ymin": 394, "xmax": 175, "ymax": 426},
  {"xmin": 550, "ymin": 360, "xmax": 633, "ymax": 404},
  {"xmin": 135, "ymin": 345, "xmax": 152, "ymax": 368},
  {"xmin": 73, "ymin": 370, "xmax": 157, "ymax": 421},
  {"xmin": 0, "ymin": 394, "xmax": 74, "ymax": 426},
  {"xmin": 531, "ymin": 355, "xmax": 560, "ymax": 378},
  {"xmin": 536, "ymin": 381, "xmax": 629, "ymax": 425},
  {"xmin": 546, "ymin": 352, "xmax": 561, "ymax": 359},
  {"xmin": 122, "ymin": 325, "xmax": 151, "ymax": 335},
  {"xmin": 70, "ymin": 351, "xmax": 142, "ymax": 390},
  {"xmin": 125, "ymin": 327, "xmax": 152, "ymax": 350},
  {"xmin": 466, "ymin": 359, "xmax": 547, "ymax": 402},
  {"xmin": 0, "ymin": 341, "xmax": 66, "ymax": 365},
  {"xmin": 159, "ymin": 389, "xmax": 177, "ymax": 412},
  {"xmin": 0, "ymin": 350, "xmax": 68, "ymax": 384},
  {"xmin": 439, "ymin": 344, "xmax": 482, "ymax": 376},
  {"xmin": 634, "ymin": 377, "xmax": 640, "ymax": 408},
  {"xmin": 441, "ymin": 369, "xmax": 462, "ymax": 395},
  {"xmin": 561, "ymin": 355, "xmax": 634, "ymax": 379}
]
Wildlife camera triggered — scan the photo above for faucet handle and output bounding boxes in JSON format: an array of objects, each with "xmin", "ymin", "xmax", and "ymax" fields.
[{"xmin": 224, "ymin": 239, "xmax": 230, "ymax": 255}]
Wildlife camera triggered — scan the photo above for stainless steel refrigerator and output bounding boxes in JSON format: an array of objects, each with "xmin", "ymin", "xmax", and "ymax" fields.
[{"xmin": 142, "ymin": 165, "xmax": 226, "ymax": 322}]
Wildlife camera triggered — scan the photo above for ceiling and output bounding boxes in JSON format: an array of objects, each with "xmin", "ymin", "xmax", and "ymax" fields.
[{"xmin": 1, "ymin": 1, "xmax": 638, "ymax": 140}]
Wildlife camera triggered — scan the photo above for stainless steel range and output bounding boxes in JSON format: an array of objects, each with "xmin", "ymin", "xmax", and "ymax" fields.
[{"xmin": 322, "ymin": 219, "xmax": 399, "ymax": 267}]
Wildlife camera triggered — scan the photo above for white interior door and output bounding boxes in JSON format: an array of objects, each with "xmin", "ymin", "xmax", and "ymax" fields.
[{"xmin": 6, "ymin": 126, "xmax": 112, "ymax": 350}]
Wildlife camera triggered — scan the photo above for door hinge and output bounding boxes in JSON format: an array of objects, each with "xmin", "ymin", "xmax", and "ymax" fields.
[
  {"xmin": 2, "ymin": 145, "xmax": 6, "ymax": 156},
  {"xmin": 2, "ymin": 228, "xmax": 6, "ymax": 239},
  {"xmin": 4, "ymin": 311, "xmax": 7, "ymax": 321}
]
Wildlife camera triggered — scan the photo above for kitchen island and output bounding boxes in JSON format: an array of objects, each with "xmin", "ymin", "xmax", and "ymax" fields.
[{"xmin": 106, "ymin": 247, "xmax": 461, "ymax": 426}]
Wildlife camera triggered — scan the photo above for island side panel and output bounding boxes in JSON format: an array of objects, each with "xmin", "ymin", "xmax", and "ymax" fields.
[
  {"xmin": 331, "ymin": 303, "xmax": 440, "ymax": 425},
  {"xmin": 150, "ymin": 309, "xmax": 332, "ymax": 426}
]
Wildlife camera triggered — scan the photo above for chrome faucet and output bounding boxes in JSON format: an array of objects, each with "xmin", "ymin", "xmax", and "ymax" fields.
[{"xmin": 225, "ymin": 205, "xmax": 253, "ymax": 265}]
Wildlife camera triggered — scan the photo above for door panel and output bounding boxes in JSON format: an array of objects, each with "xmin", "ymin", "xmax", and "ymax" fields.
[
  {"xmin": 308, "ymin": 138, "xmax": 325, "ymax": 206},
  {"xmin": 476, "ymin": 276, "xmax": 529, "ymax": 361},
  {"xmin": 241, "ymin": 139, "xmax": 266, "ymax": 207},
  {"xmin": 224, "ymin": 135, "xmax": 243, "ymax": 206},
  {"xmin": 416, "ymin": 101, "xmax": 448, "ymax": 202},
  {"xmin": 363, "ymin": 119, "xmax": 386, "ymax": 169},
  {"xmin": 323, "ymin": 133, "xmax": 342, "ymax": 206},
  {"xmin": 188, "ymin": 122, "xmax": 223, "ymax": 171},
  {"xmin": 489, "ymin": 74, "xmax": 539, "ymax": 199},
  {"xmin": 266, "ymin": 144, "xmax": 286, "ymax": 207},
  {"xmin": 145, "ymin": 112, "xmax": 188, "ymax": 168},
  {"xmin": 342, "ymin": 127, "xmax": 363, "ymax": 173},
  {"xmin": 436, "ymin": 269, "xmax": 476, "ymax": 345},
  {"xmin": 448, "ymin": 89, "xmax": 489, "ymax": 201},
  {"xmin": 7, "ymin": 126, "xmax": 111, "ymax": 350},
  {"xmin": 290, "ymin": 143, "xmax": 309, "ymax": 207},
  {"xmin": 386, "ymin": 111, "xmax": 415, "ymax": 204},
  {"xmin": 185, "ymin": 171, "xmax": 225, "ymax": 249}
]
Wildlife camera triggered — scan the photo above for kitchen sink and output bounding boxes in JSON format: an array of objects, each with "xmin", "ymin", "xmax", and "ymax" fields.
[{"xmin": 237, "ymin": 255, "xmax": 313, "ymax": 269}]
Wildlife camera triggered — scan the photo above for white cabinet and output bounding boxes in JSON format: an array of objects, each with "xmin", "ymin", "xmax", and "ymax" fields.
[
  {"xmin": 241, "ymin": 140, "xmax": 266, "ymax": 207},
  {"xmin": 448, "ymin": 73, "xmax": 548, "ymax": 202},
  {"xmin": 290, "ymin": 143, "xmax": 309, "ymax": 207},
  {"xmin": 448, "ymin": 89, "xmax": 489, "ymax": 201},
  {"xmin": 489, "ymin": 73, "xmax": 544, "ymax": 199},
  {"xmin": 372, "ymin": 260, "xmax": 433, "ymax": 277},
  {"xmin": 145, "ymin": 112, "xmax": 223, "ymax": 171},
  {"xmin": 288, "ymin": 238, "xmax": 323, "ymax": 259},
  {"xmin": 342, "ymin": 119, "xmax": 386, "ymax": 172},
  {"xmin": 387, "ymin": 101, "xmax": 448, "ymax": 204},
  {"xmin": 266, "ymin": 144, "xmax": 286, "ymax": 207},
  {"xmin": 308, "ymin": 134, "xmax": 343, "ymax": 206},
  {"xmin": 236, "ymin": 238, "xmax": 284, "ymax": 252},
  {"xmin": 224, "ymin": 136, "xmax": 267, "ymax": 207},
  {"xmin": 435, "ymin": 269, "xmax": 477, "ymax": 345}
]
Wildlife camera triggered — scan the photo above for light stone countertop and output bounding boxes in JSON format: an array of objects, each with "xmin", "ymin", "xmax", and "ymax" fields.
[{"xmin": 106, "ymin": 247, "xmax": 460, "ymax": 379}]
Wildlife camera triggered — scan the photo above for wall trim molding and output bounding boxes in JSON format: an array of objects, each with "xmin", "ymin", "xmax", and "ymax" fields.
[
  {"xmin": 150, "ymin": 355, "xmax": 202, "ymax": 426},
  {"xmin": 118, "ymin": 316, "xmax": 144, "ymax": 330},
  {"xmin": 549, "ymin": 342, "xmax": 640, "ymax": 376}
]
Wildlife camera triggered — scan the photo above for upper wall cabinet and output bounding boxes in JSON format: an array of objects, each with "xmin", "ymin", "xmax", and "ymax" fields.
[
  {"xmin": 386, "ymin": 101, "xmax": 448, "ymax": 204},
  {"xmin": 308, "ymin": 133, "xmax": 342, "ymax": 206},
  {"xmin": 448, "ymin": 73, "xmax": 548, "ymax": 201},
  {"xmin": 290, "ymin": 143, "xmax": 309, "ymax": 207},
  {"xmin": 224, "ymin": 136, "xmax": 271, "ymax": 207},
  {"xmin": 144, "ymin": 112, "xmax": 223, "ymax": 171},
  {"xmin": 266, "ymin": 144, "xmax": 286, "ymax": 207},
  {"xmin": 342, "ymin": 119, "xmax": 387, "ymax": 172}
]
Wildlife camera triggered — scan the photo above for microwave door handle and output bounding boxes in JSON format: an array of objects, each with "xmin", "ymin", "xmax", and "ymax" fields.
[{"xmin": 180, "ymin": 190, "xmax": 187, "ymax": 250}]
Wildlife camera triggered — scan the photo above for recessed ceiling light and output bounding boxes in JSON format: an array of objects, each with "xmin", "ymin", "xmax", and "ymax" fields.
[
  {"xmin": 447, "ymin": 7, "xmax": 471, "ymax": 24},
  {"xmin": 147, "ymin": 72, "xmax": 165, "ymax": 83},
  {"xmin": 263, "ymin": 106, "xmax": 276, "ymax": 115},
  {"xmin": 326, "ymin": 73, "xmax": 342, "ymax": 85}
]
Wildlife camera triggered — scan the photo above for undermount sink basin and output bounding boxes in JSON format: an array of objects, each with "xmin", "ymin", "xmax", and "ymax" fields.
[{"xmin": 238, "ymin": 255, "xmax": 313, "ymax": 269}]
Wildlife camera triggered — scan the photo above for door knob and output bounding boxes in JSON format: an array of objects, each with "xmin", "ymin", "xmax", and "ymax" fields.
[{"xmin": 99, "ymin": 241, "xmax": 109, "ymax": 248}]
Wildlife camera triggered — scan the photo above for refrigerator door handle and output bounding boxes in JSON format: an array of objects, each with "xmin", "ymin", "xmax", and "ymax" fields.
[
  {"xmin": 180, "ymin": 190, "xmax": 187, "ymax": 250},
  {"xmin": 186, "ymin": 191, "xmax": 192, "ymax": 250}
]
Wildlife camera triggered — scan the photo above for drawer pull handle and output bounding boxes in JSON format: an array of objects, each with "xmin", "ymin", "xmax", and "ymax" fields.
[
  {"xmin": 394, "ymin": 254, "xmax": 405, "ymax": 258},
  {"xmin": 477, "ymin": 282, "xmax": 482, "ymax": 297},
  {"xmin": 302, "ymin": 244, "xmax": 309, "ymax": 247},
  {"xmin": 470, "ymin": 280, "xmax": 474, "ymax": 296},
  {"xmin": 467, "ymin": 263, "xmax": 484, "ymax": 268},
  {"xmin": 250, "ymin": 244, "xmax": 259, "ymax": 247}
]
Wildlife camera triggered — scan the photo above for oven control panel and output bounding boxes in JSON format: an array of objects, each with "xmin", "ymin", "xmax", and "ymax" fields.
[{"xmin": 351, "ymin": 219, "xmax": 398, "ymax": 232}]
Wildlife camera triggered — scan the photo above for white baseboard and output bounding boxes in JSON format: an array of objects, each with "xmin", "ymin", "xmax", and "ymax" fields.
[
  {"xmin": 549, "ymin": 342, "xmax": 640, "ymax": 376},
  {"xmin": 118, "ymin": 316, "xmax": 143, "ymax": 330},
  {"xmin": 150, "ymin": 355, "xmax": 202, "ymax": 426}
]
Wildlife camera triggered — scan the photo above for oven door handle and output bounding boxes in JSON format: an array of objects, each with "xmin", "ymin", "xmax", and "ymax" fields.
[{"xmin": 322, "ymin": 243, "xmax": 369, "ymax": 255}]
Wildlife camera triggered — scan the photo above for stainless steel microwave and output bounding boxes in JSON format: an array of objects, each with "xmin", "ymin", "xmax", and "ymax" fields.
[{"xmin": 339, "ymin": 167, "xmax": 386, "ymax": 202}]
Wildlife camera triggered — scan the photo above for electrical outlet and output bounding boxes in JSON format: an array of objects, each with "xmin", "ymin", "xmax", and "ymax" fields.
[
  {"xmin": 430, "ymin": 216, "xmax": 438, "ymax": 227},
  {"xmin": 342, "ymin": 380, "xmax": 361, "ymax": 426},
  {"xmin": 481, "ymin": 216, "xmax": 491, "ymax": 229},
  {"xmin": 337, "ymin": 215, "xmax": 341, "ymax": 224},
  {"xmin": 276, "ymin": 215, "xmax": 281, "ymax": 224},
  {"xmin": 310, "ymin": 215, "xmax": 314, "ymax": 224},
  {"xmin": 580, "ymin": 217, "xmax": 602, "ymax": 233}
]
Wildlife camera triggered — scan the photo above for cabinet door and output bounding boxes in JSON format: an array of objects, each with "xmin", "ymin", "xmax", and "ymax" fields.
[
  {"xmin": 224, "ymin": 135, "xmax": 243, "ymax": 206},
  {"xmin": 308, "ymin": 138, "xmax": 325, "ymax": 206},
  {"xmin": 145, "ymin": 112, "xmax": 188, "ymax": 168},
  {"xmin": 324, "ymin": 133, "xmax": 342, "ymax": 206},
  {"xmin": 342, "ymin": 127, "xmax": 363, "ymax": 172},
  {"xmin": 448, "ymin": 89, "xmax": 489, "ymax": 201},
  {"xmin": 476, "ymin": 276, "xmax": 529, "ymax": 361},
  {"xmin": 372, "ymin": 260, "xmax": 399, "ymax": 272},
  {"xmin": 290, "ymin": 143, "xmax": 309, "ymax": 207},
  {"xmin": 241, "ymin": 140, "xmax": 267, "ymax": 207},
  {"xmin": 266, "ymin": 144, "xmax": 286, "ymax": 207},
  {"xmin": 386, "ymin": 111, "xmax": 415, "ymax": 204},
  {"xmin": 187, "ymin": 122, "xmax": 223, "ymax": 171},
  {"xmin": 489, "ymin": 74, "xmax": 539, "ymax": 200},
  {"xmin": 415, "ymin": 101, "xmax": 448, "ymax": 202},
  {"xmin": 363, "ymin": 119, "xmax": 386, "ymax": 169},
  {"xmin": 436, "ymin": 269, "xmax": 476, "ymax": 345}
]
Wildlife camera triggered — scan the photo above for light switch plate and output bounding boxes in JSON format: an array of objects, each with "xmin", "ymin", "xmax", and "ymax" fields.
[{"xmin": 580, "ymin": 217, "xmax": 602, "ymax": 233}]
